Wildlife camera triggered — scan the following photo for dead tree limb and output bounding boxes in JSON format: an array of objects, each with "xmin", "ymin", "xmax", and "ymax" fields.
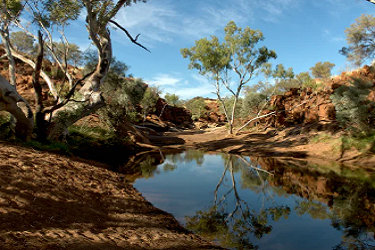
[
  {"xmin": 33, "ymin": 30, "xmax": 47, "ymax": 140},
  {"xmin": 109, "ymin": 20, "xmax": 151, "ymax": 53},
  {"xmin": 41, "ymin": 69, "xmax": 95, "ymax": 114},
  {"xmin": 235, "ymin": 95, "xmax": 315, "ymax": 135}
]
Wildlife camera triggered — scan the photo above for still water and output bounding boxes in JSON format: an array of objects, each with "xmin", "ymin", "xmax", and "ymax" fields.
[{"xmin": 121, "ymin": 150, "xmax": 375, "ymax": 250}]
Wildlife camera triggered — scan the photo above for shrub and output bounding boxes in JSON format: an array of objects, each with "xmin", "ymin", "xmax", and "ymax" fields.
[{"xmin": 330, "ymin": 77, "xmax": 375, "ymax": 135}]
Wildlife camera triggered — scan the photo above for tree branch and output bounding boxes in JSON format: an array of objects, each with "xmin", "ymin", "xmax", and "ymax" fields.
[
  {"xmin": 109, "ymin": 20, "xmax": 151, "ymax": 53},
  {"xmin": 10, "ymin": 48, "xmax": 59, "ymax": 99},
  {"xmin": 41, "ymin": 69, "xmax": 96, "ymax": 114},
  {"xmin": 235, "ymin": 95, "xmax": 314, "ymax": 134}
]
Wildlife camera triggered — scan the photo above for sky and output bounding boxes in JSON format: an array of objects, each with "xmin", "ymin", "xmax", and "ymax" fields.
[{"xmin": 65, "ymin": 0, "xmax": 375, "ymax": 99}]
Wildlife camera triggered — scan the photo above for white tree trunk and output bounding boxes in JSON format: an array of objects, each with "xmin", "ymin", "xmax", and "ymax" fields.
[
  {"xmin": 11, "ymin": 49, "xmax": 59, "ymax": 100},
  {"xmin": 46, "ymin": 32, "xmax": 112, "ymax": 140},
  {"xmin": 0, "ymin": 75, "xmax": 34, "ymax": 140}
]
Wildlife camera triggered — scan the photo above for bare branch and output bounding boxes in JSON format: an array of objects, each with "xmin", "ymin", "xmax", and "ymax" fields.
[
  {"xmin": 41, "ymin": 69, "xmax": 96, "ymax": 114},
  {"xmin": 235, "ymin": 94, "xmax": 314, "ymax": 134},
  {"xmin": 109, "ymin": 20, "xmax": 151, "ymax": 53},
  {"xmin": 10, "ymin": 48, "xmax": 59, "ymax": 99},
  {"xmin": 236, "ymin": 155, "xmax": 274, "ymax": 175}
]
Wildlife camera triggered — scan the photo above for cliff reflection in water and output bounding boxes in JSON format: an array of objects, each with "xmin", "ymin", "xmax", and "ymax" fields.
[{"xmin": 120, "ymin": 150, "xmax": 375, "ymax": 250}]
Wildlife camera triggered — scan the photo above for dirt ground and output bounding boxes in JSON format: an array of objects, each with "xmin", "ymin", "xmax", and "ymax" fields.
[{"xmin": 0, "ymin": 141, "xmax": 225, "ymax": 250}]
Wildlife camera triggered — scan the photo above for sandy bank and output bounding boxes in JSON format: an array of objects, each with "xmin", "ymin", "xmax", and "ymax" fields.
[{"xmin": 0, "ymin": 141, "xmax": 225, "ymax": 250}]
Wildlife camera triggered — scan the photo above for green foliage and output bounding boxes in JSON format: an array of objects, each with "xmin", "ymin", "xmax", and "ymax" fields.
[
  {"xmin": 294, "ymin": 200, "xmax": 329, "ymax": 220},
  {"xmin": 25, "ymin": 140, "xmax": 70, "ymax": 154},
  {"xmin": 83, "ymin": 50, "xmax": 128, "ymax": 79},
  {"xmin": 140, "ymin": 86, "xmax": 161, "ymax": 120},
  {"xmin": 3, "ymin": 0, "xmax": 23, "ymax": 18},
  {"xmin": 139, "ymin": 156, "xmax": 159, "ymax": 178},
  {"xmin": 10, "ymin": 31, "xmax": 35, "ymax": 55},
  {"xmin": 310, "ymin": 133, "xmax": 335, "ymax": 143},
  {"xmin": 28, "ymin": 0, "xmax": 82, "ymax": 28},
  {"xmin": 44, "ymin": 0, "xmax": 83, "ymax": 26},
  {"xmin": 185, "ymin": 208, "xmax": 229, "ymax": 237},
  {"xmin": 181, "ymin": 36, "xmax": 230, "ymax": 80},
  {"xmin": 340, "ymin": 14, "xmax": 375, "ymax": 67},
  {"xmin": 340, "ymin": 133, "xmax": 375, "ymax": 153},
  {"xmin": 83, "ymin": 52, "xmax": 144, "ymax": 123},
  {"xmin": 224, "ymin": 21, "xmax": 277, "ymax": 76},
  {"xmin": 183, "ymin": 149, "xmax": 205, "ymax": 165},
  {"xmin": 219, "ymin": 96, "xmax": 242, "ymax": 119},
  {"xmin": 184, "ymin": 97, "xmax": 207, "ymax": 120},
  {"xmin": 0, "ymin": 111, "xmax": 12, "ymax": 139},
  {"xmin": 294, "ymin": 71, "xmax": 317, "ymax": 90},
  {"xmin": 66, "ymin": 124, "xmax": 134, "ymax": 165},
  {"xmin": 330, "ymin": 77, "xmax": 375, "ymax": 135},
  {"xmin": 101, "ymin": 77, "xmax": 147, "ymax": 124},
  {"xmin": 53, "ymin": 42, "xmax": 83, "ymax": 66},
  {"xmin": 272, "ymin": 64, "xmax": 296, "ymax": 92},
  {"xmin": 181, "ymin": 21, "xmax": 276, "ymax": 133},
  {"xmin": 241, "ymin": 92, "xmax": 267, "ymax": 118},
  {"xmin": 310, "ymin": 61, "xmax": 335, "ymax": 79},
  {"xmin": 164, "ymin": 93, "xmax": 180, "ymax": 106}
]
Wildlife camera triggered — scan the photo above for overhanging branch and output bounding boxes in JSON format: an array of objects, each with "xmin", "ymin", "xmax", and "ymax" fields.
[
  {"xmin": 41, "ymin": 69, "xmax": 96, "ymax": 114},
  {"xmin": 109, "ymin": 20, "xmax": 151, "ymax": 53}
]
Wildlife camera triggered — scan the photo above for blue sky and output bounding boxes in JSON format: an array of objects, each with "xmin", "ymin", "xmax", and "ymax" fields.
[{"xmin": 66, "ymin": 0, "xmax": 374, "ymax": 99}]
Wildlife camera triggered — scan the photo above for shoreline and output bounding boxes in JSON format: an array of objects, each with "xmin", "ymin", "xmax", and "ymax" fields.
[
  {"xmin": 1, "ymin": 126, "xmax": 374, "ymax": 249},
  {"xmin": 159, "ymin": 126, "xmax": 375, "ymax": 169},
  {"xmin": 0, "ymin": 141, "xmax": 225, "ymax": 250}
]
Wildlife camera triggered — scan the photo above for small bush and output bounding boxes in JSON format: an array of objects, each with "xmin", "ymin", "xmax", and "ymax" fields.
[
  {"xmin": 24, "ymin": 140, "xmax": 70, "ymax": 154},
  {"xmin": 310, "ymin": 133, "xmax": 334, "ymax": 143},
  {"xmin": 330, "ymin": 77, "xmax": 375, "ymax": 135},
  {"xmin": 341, "ymin": 133, "xmax": 375, "ymax": 153},
  {"xmin": 0, "ymin": 112, "xmax": 12, "ymax": 139}
]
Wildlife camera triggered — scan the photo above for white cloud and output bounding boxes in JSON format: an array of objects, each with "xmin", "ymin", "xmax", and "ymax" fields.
[
  {"xmin": 113, "ymin": 0, "xmax": 300, "ymax": 45},
  {"xmin": 147, "ymin": 73, "xmax": 182, "ymax": 86},
  {"xmin": 145, "ymin": 73, "xmax": 216, "ymax": 99},
  {"xmin": 322, "ymin": 29, "xmax": 345, "ymax": 43}
]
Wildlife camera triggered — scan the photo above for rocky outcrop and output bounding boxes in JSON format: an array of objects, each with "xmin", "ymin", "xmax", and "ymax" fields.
[
  {"xmin": 261, "ymin": 65, "xmax": 375, "ymax": 130},
  {"xmin": 264, "ymin": 87, "xmax": 336, "ymax": 128},
  {"xmin": 155, "ymin": 98, "xmax": 193, "ymax": 127}
]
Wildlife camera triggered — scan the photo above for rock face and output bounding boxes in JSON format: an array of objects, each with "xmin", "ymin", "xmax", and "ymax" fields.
[
  {"xmin": 264, "ymin": 87, "xmax": 336, "ymax": 128},
  {"xmin": 155, "ymin": 98, "xmax": 193, "ymax": 127},
  {"xmin": 261, "ymin": 65, "xmax": 375, "ymax": 129}
]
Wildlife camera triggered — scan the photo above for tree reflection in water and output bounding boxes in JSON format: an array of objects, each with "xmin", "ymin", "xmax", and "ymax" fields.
[
  {"xmin": 185, "ymin": 155, "xmax": 290, "ymax": 250},
  {"xmin": 124, "ymin": 150, "xmax": 375, "ymax": 249}
]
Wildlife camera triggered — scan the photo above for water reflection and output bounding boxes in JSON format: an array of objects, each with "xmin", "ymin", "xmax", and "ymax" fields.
[
  {"xmin": 186, "ymin": 155, "xmax": 291, "ymax": 250},
  {"xmin": 120, "ymin": 150, "xmax": 375, "ymax": 250}
]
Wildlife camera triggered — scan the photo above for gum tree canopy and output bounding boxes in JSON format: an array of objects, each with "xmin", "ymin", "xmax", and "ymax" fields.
[
  {"xmin": 181, "ymin": 21, "xmax": 276, "ymax": 134},
  {"xmin": 0, "ymin": 0, "xmax": 148, "ymax": 141}
]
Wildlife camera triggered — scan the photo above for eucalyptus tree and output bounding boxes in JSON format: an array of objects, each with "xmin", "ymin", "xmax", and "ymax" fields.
[
  {"xmin": 310, "ymin": 61, "xmax": 335, "ymax": 79},
  {"xmin": 182, "ymin": 21, "xmax": 276, "ymax": 134},
  {"xmin": 272, "ymin": 64, "xmax": 295, "ymax": 92},
  {"xmin": 340, "ymin": 14, "xmax": 375, "ymax": 67},
  {"xmin": 0, "ymin": 0, "xmax": 149, "ymax": 141},
  {"xmin": 184, "ymin": 97, "xmax": 207, "ymax": 120},
  {"xmin": 164, "ymin": 93, "xmax": 180, "ymax": 106},
  {"xmin": 9, "ymin": 31, "xmax": 35, "ymax": 55},
  {"xmin": 140, "ymin": 86, "xmax": 161, "ymax": 122},
  {"xmin": 0, "ymin": 0, "xmax": 34, "ymax": 140}
]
